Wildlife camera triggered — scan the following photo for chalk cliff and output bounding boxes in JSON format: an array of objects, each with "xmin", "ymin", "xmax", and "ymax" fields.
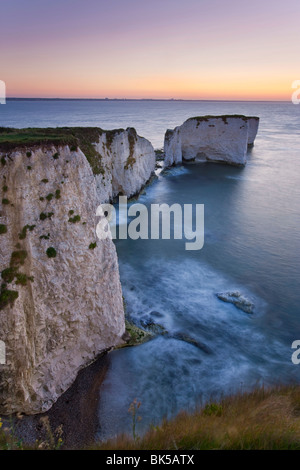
[
  {"xmin": 94, "ymin": 127, "xmax": 156, "ymax": 202},
  {"xmin": 164, "ymin": 115, "xmax": 259, "ymax": 167},
  {"xmin": 0, "ymin": 126, "xmax": 155, "ymax": 414},
  {"xmin": 246, "ymin": 117, "xmax": 260, "ymax": 147}
]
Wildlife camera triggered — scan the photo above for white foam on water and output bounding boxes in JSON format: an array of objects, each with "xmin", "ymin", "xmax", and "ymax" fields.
[
  {"xmin": 225, "ymin": 175, "xmax": 261, "ymax": 182},
  {"xmin": 97, "ymin": 256, "xmax": 292, "ymax": 441},
  {"xmin": 162, "ymin": 165, "xmax": 191, "ymax": 177}
]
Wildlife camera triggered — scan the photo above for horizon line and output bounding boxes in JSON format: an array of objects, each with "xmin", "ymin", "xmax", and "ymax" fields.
[{"xmin": 6, "ymin": 97, "xmax": 290, "ymax": 103}]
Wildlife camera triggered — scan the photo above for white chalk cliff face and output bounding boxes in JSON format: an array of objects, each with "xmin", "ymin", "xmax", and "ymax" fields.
[
  {"xmin": 247, "ymin": 117, "xmax": 259, "ymax": 147},
  {"xmin": 164, "ymin": 115, "xmax": 259, "ymax": 167},
  {"xmin": 94, "ymin": 128, "xmax": 156, "ymax": 203},
  {"xmin": 0, "ymin": 128, "xmax": 155, "ymax": 415}
]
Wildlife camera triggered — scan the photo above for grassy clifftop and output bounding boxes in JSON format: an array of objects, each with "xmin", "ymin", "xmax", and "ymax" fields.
[
  {"xmin": 0, "ymin": 126, "xmax": 98, "ymax": 150},
  {"xmin": 0, "ymin": 126, "xmax": 123, "ymax": 175}
]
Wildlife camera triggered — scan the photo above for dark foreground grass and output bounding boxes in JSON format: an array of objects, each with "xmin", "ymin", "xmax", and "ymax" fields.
[
  {"xmin": 94, "ymin": 385, "xmax": 300, "ymax": 450},
  {"xmin": 1, "ymin": 385, "xmax": 300, "ymax": 450}
]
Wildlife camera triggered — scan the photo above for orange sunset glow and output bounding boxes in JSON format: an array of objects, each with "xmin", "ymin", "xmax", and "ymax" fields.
[{"xmin": 1, "ymin": 0, "xmax": 300, "ymax": 100}]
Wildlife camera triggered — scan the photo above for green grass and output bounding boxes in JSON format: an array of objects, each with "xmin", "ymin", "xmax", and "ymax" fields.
[
  {"xmin": 124, "ymin": 128, "xmax": 137, "ymax": 170},
  {"xmin": 0, "ymin": 126, "xmax": 145, "ymax": 176},
  {"xmin": 0, "ymin": 249, "xmax": 32, "ymax": 310},
  {"xmin": 15, "ymin": 273, "xmax": 33, "ymax": 286},
  {"xmin": 0, "ymin": 224, "xmax": 7, "ymax": 235},
  {"xmin": 186, "ymin": 114, "xmax": 259, "ymax": 125},
  {"xmin": 0, "ymin": 287, "xmax": 18, "ymax": 310},
  {"xmin": 1, "ymin": 267, "xmax": 18, "ymax": 283},
  {"xmin": 0, "ymin": 127, "xmax": 105, "ymax": 175},
  {"xmin": 183, "ymin": 114, "xmax": 260, "ymax": 129},
  {"xmin": 118, "ymin": 319, "xmax": 153, "ymax": 348},
  {"xmin": 39, "ymin": 233, "xmax": 50, "ymax": 240},
  {"xmin": 18, "ymin": 224, "xmax": 35, "ymax": 240},
  {"xmin": 40, "ymin": 212, "xmax": 54, "ymax": 221},
  {"xmin": 46, "ymin": 247, "xmax": 57, "ymax": 258},
  {"xmin": 10, "ymin": 250, "xmax": 27, "ymax": 267},
  {"xmin": 105, "ymin": 129, "xmax": 124, "ymax": 151},
  {"xmin": 68, "ymin": 214, "xmax": 80, "ymax": 223},
  {"xmin": 0, "ymin": 127, "xmax": 76, "ymax": 150}
]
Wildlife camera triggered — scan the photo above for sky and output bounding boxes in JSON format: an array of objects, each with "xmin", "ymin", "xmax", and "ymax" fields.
[{"xmin": 0, "ymin": 0, "xmax": 299, "ymax": 100}]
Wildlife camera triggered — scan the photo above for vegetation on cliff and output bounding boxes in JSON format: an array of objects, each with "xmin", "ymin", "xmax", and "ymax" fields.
[{"xmin": 0, "ymin": 126, "xmax": 122, "ymax": 176}]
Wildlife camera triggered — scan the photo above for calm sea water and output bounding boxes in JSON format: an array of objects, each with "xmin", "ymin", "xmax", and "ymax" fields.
[{"xmin": 1, "ymin": 99, "xmax": 300, "ymax": 439}]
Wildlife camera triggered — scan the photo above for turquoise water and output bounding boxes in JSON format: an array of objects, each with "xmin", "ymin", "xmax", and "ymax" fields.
[{"xmin": 1, "ymin": 99, "xmax": 300, "ymax": 439}]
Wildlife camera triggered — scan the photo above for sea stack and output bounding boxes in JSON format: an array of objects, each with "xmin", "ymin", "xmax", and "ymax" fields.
[{"xmin": 164, "ymin": 115, "xmax": 259, "ymax": 167}]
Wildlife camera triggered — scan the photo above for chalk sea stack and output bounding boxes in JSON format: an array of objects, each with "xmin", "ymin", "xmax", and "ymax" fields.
[{"xmin": 164, "ymin": 115, "xmax": 259, "ymax": 167}]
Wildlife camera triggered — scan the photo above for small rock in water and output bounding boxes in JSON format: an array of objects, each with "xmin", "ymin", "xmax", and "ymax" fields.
[
  {"xmin": 150, "ymin": 310, "xmax": 164, "ymax": 319},
  {"xmin": 140, "ymin": 317, "xmax": 168, "ymax": 335},
  {"xmin": 122, "ymin": 319, "xmax": 153, "ymax": 348},
  {"xmin": 170, "ymin": 332, "xmax": 213, "ymax": 354},
  {"xmin": 216, "ymin": 291, "xmax": 254, "ymax": 314}
]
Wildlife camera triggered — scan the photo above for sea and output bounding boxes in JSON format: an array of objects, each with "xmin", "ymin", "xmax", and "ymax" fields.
[{"xmin": 1, "ymin": 99, "xmax": 300, "ymax": 440}]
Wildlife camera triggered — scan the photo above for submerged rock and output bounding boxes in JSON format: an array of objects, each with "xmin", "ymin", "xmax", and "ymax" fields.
[
  {"xmin": 169, "ymin": 332, "xmax": 213, "ymax": 354},
  {"xmin": 140, "ymin": 317, "xmax": 168, "ymax": 336},
  {"xmin": 216, "ymin": 291, "xmax": 254, "ymax": 314},
  {"xmin": 123, "ymin": 316, "xmax": 211, "ymax": 355},
  {"xmin": 149, "ymin": 310, "xmax": 164, "ymax": 319},
  {"xmin": 164, "ymin": 115, "xmax": 259, "ymax": 167},
  {"xmin": 120, "ymin": 320, "xmax": 153, "ymax": 348}
]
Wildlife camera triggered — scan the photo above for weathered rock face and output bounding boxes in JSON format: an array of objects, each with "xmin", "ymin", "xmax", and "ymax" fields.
[
  {"xmin": 0, "ymin": 125, "xmax": 156, "ymax": 415},
  {"xmin": 0, "ymin": 145, "xmax": 126, "ymax": 414},
  {"xmin": 94, "ymin": 128, "xmax": 156, "ymax": 203},
  {"xmin": 164, "ymin": 129, "xmax": 182, "ymax": 167},
  {"xmin": 247, "ymin": 117, "xmax": 259, "ymax": 147},
  {"xmin": 164, "ymin": 115, "xmax": 259, "ymax": 167}
]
